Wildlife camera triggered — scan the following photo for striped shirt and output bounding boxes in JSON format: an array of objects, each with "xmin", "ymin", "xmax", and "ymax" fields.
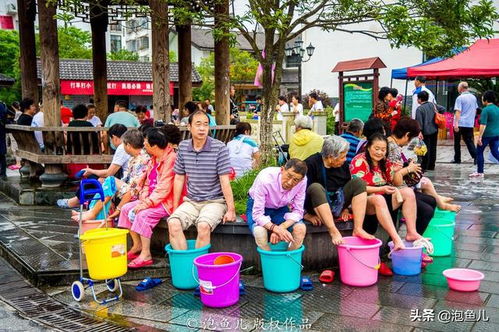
[
  {"xmin": 340, "ymin": 132, "xmax": 361, "ymax": 163},
  {"xmin": 174, "ymin": 136, "xmax": 231, "ymax": 201}
]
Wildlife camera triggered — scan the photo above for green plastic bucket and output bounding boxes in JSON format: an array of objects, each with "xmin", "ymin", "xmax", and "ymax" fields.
[
  {"xmin": 165, "ymin": 240, "xmax": 211, "ymax": 289},
  {"xmin": 432, "ymin": 208, "xmax": 456, "ymax": 223},
  {"xmin": 423, "ymin": 218, "xmax": 455, "ymax": 257},
  {"xmin": 258, "ymin": 242, "xmax": 304, "ymax": 293}
]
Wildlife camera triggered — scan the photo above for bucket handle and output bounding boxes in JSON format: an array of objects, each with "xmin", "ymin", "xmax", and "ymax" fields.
[
  {"xmin": 345, "ymin": 247, "xmax": 381, "ymax": 270},
  {"xmin": 286, "ymin": 253, "xmax": 304, "ymax": 270},
  {"xmin": 431, "ymin": 227, "xmax": 455, "ymax": 241},
  {"xmin": 191, "ymin": 262, "xmax": 242, "ymax": 290}
]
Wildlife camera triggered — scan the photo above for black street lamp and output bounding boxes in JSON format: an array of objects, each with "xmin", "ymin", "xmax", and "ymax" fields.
[{"xmin": 285, "ymin": 38, "xmax": 315, "ymax": 98}]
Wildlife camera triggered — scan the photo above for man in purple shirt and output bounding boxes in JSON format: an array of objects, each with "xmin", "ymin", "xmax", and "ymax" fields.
[{"xmin": 247, "ymin": 159, "xmax": 307, "ymax": 251}]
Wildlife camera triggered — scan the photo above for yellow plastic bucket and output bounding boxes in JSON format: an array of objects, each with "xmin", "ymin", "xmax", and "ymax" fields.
[{"xmin": 80, "ymin": 228, "xmax": 129, "ymax": 280}]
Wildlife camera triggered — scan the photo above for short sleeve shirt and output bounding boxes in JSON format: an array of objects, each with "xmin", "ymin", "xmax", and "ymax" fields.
[
  {"xmin": 350, "ymin": 153, "xmax": 395, "ymax": 186},
  {"xmin": 112, "ymin": 144, "xmax": 131, "ymax": 176},
  {"xmin": 454, "ymin": 92, "xmax": 478, "ymax": 128},
  {"xmin": 104, "ymin": 111, "xmax": 140, "ymax": 128},
  {"xmin": 480, "ymin": 104, "xmax": 499, "ymax": 138},
  {"xmin": 174, "ymin": 136, "xmax": 231, "ymax": 201}
]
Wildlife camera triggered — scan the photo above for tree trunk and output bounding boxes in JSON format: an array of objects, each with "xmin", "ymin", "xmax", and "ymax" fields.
[
  {"xmin": 38, "ymin": 0, "xmax": 66, "ymax": 186},
  {"xmin": 214, "ymin": 0, "xmax": 230, "ymax": 125},
  {"xmin": 177, "ymin": 24, "xmax": 192, "ymax": 108},
  {"xmin": 150, "ymin": 0, "xmax": 170, "ymax": 122},
  {"xmin": 90, "ymin": 1, "xmax": 109, "ymax": 122},
  {"xmin": 17, "ymin": 0, "xmax": 38, "ymax": 102}
]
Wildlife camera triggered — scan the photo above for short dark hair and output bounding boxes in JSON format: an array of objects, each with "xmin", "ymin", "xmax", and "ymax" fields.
[
  {"xmin": 188, "ymin": 109, "xmax": 210, "ymax": 124},
  {"xmin": 235, "ymin": 122, "xmax": 251, "ymax": 136},
  {"xmin": 292, "ymin": 95, "xmax": 301, "ymax": 102},
  {"xmin": 11, "ymin": 101, "xmax": 19, "ymax": 109},
  {"xmin": 378, "ymin": 87, "xmax": 391, "ymax": 101},
  {"xmin": 278, "ymin": 96, "xmax": 287, "ymax": 102},
  {"xmin": 256, "ymin": 95, "xmax": 262, "ymax": 100},
  {"xmin": 417, "ymin": 90, "xmax": 429, "ymax": 102},
  {"xmin": 139, "ymin": 122, "xmax": 153, "ymax": 134},
  {"xmin": 163, "ymin": 124, "xmax": 182, "ymax": 145},
  {"xmin": 72, "ymin": 104, "xmax": 88, "ymax": 119},
  {"xmin": 146, "ymin": 127, "xmax": 168, "ymax": 149},
  {"xmin": 135, "ymin": 105, "xmax": 147, "ymax": 114},
  {"xmin": 389, "ymin": 88, "xmax": 398, "ymax": 98},
  {"xmin": 20, "ymin": 98, "xmax": 34, "ymax": 112},
  {"xmin": 363, "ymin": 118, "xmax": 387, "ymax": 139},
  {"xmin": 117, "ymin": 101, "xmax": 128, "ymax": 109},
  {"xmin": 415, "ymin": 76, "xmax": 427, "ymax": 83},
  {"xmin": 483, "ymin": 90, "xmax": 497, "ymax": 104},
  {"xmin": 87, "ymin": 104, "xmax": 95, "ymax": 110},
  {"xmin": 392, "ymin": 117, "xmax": 421, "ymax": 140},
  {"xmin": 309, "ymin": 92, "xmax": 319, "ymax": 100},
  {"xmin": 184, "ymin": 101, "xmax": 198, "ymax": 114},
  {"xmin": 108, "ymin": 124, "xmax": 127, "ymax": 139},
  {"xmin": 347, "ymin": 119, "xmax": 364, "ymax": 133},
  {"xmin": 284, "ymin": 158, "xmax": 308, "ymax": 177}
]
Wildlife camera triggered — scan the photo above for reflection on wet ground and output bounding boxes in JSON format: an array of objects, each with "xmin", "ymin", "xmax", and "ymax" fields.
[{"xmin": 0, "ymin": 162, "xmax": 498, "ymax": 331}]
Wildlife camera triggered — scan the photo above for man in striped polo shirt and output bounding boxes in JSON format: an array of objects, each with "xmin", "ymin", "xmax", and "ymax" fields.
[
  {"xmin": 167, "ymin": 110, "xmax": 236, "ymax": 250},
  {"xmin": 339, "ymin": 118, "xmax": 364, "ymax": 164}
]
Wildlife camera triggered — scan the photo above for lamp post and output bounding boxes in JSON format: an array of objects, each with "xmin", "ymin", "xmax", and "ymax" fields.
[{"xmin": 285, "ymin": 38, "xmax": 315, "ymax": 98}]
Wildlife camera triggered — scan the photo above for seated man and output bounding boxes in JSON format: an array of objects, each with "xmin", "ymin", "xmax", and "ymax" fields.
[
  {"xmin": 167, "ymin": 110, "xmax": 236, "ymax": 250},
  {"xmin": 339, "ymin": 118, "xmax": 364, "ymax": 164},
  {"xmin": 304, "ymin": 136, "xmax": 373, "ymax": 245},
  {"xmin": 247, "ymin": 158, "xmax": 308, "ymax": 251},
  {"xmin": 289, "ymin": 115, "xmax": 324, "ymax": 161}
]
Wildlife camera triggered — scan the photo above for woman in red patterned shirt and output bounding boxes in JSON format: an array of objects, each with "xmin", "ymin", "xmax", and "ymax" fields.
[{"xmin": 350, "ymin": 133, "xmax": 423, "ymax": 251}]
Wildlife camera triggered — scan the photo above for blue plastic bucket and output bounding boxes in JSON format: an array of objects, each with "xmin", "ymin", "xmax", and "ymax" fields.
[
  {"xmin": 257, "ymin": 242, "xmax": 304, "ymax": 293},
  {"xmin": 388, "ymin": 241, "xmax": 423, "ymax": 276},
  {"xmin": 165, "ymin": 240, "xmax": 211, "ymax": 289}
]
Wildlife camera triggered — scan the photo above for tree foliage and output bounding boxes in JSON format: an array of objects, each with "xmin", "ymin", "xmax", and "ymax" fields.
[
  {"xmin": 35, "ymin": 26, "xmax": 93, "ymax": 59},
  {"xmin": 108, "ymin": 49, "xmax": 140, "ymax": 61},
  {"xmin": 0, "ymin": 30, "xmax": 21, "ymax": 103},
  {"xmin": 193, "ymin": 48, "xmax": 259, "ymax": 101}
]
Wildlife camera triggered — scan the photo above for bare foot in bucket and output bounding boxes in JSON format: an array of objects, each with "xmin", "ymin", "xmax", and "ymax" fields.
[
  {"xmin": 71, "ymin": 209, "xmax": 97, "ymax": 222},
  {"xmin": 353, "ymin": 228, "xmax": 375, "ymax": 240},
  {"xmin": 405, "ymin": 231, "xmax": 422, "ymax": 242}
]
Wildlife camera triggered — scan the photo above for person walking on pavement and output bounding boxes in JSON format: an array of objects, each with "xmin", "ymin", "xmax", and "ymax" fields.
[
  {"xmin": 452, "ymin": 81, "xmax": 478, "ymax": 164},
  {"xmin": 415, "ymin": 91, "xmax": 439, "ymax": 171},
  {"xmin": 411, "ymin": 76, "xmax": 435, "ymax": 119},
  {"xmin": 470, "ymin": 90, "xmax": 499, "ymax": 177}
]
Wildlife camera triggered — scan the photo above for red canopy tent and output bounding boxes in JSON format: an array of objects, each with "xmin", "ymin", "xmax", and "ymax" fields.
[{"xmin": 407, "ymin": 39, "xmax": 499, "ymax": 78}]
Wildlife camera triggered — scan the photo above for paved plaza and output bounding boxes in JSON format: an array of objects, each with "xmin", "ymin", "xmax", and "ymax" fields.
[{"xmin": 0, "ymin": 147, "xmax": 498, "ymax": 331}]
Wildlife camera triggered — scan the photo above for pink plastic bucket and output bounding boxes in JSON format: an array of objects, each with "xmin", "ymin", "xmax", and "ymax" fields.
[
  {"xmin": 443, "ymin": 268, "xmax": 484, "ymax": 292},
  {"xmin": 193, "ymin": 252, "xmax": 243, "ymax": 308},
  {"xmin": 337, "ymin": 236, "xmax": 382, "ymax": 287}
]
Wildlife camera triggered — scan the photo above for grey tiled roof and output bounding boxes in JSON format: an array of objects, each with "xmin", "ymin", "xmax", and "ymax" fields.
[
  {"xmin": 36, "ymin": 59, "xmax": 201, "ymax": 83},
  {"xmin": 0, "ymin": 73, "xmax": 15, "ymax": 86}
]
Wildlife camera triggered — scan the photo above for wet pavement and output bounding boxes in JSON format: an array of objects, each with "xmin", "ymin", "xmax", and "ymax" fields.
[{"xmin": 0, "ymin": 147, "xmax": 499, "ymax": 331}]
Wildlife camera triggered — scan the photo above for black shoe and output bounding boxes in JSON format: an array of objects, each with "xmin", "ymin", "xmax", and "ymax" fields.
[{"xmin": 451, "ymin": 160, "xmax": 461, "ymax": 164}]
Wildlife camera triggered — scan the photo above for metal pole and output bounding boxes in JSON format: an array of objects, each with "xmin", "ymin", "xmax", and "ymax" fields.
[
  {"xmin": 403, "ymin": 79, "xmax": 409, "ymax": 115},
  {"xmin": 298, "ymin": 63, "xmax": 302, "ymax": 98}
]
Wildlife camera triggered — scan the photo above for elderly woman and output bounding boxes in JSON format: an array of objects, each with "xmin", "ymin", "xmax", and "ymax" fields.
[
  {"xmin": 350, "ymin": 133, "xmax": 423, "ymax": 252},
  {"xmin": 289, "ymin": 115, "xmax": 324, "ymax": 161},
  {"xmin": 118, "ymin": 125, "xmax": 182, "ymax": 269},
  {"xmin": 227, "ymin": 122, "xmax": 260, "ymax": 178},
  {"xmin": 304, "ymin": 136, "xmax": 373, "ymax": 245}
]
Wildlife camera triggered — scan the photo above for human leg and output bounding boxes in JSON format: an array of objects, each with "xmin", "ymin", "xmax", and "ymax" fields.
[
  {"xmin": 253, "ymin": 226, "xmax": 271, "ymax": 251},
  {"xmin": 396, "ymin": 187, "xmax": 421, "ymax": 241},
  {"xmin": 420, "ymin": 178, "xmax": 460, "ymax": 212},
  {"xmin": 343, "ymin": 178, "xmax": 373, "ymax": 240},
  {"xmin": 476, "ymin": 138, "xmax": 487, "ymax": 174},
  {"xmin": 289, "ymin": 223, "xmax": 306, "ymax": 251},
  {"xmin": 130, "ymin": 205, "xmax": 169, "ymax": 261},
  {"xmin": 453, "ymin": 129, "xmax": 462, "ymax": 162},
  {"xmin": 167, "ymin": 200, "xmax": 199, "ymax": 250},
  {"xmin": 367, "ymin": 195, "xmax": 404, "ymax": 249},
  {"xmin": 117, "ymin": 200, "xmax": 140, "ymax": 229},
  {"xmin": 196, "ymin": 199, "xmax": 227, "ymax": 248},
  {"xmin": 414, "ymin": 191, "xmax": 436, "ymax": 234},
  {"xmin": 461, "ymin": 127, "xmax": 477, "ymax": 160},
  {"xmin": 428, "ymin": 132, "xmax": 438, "ymax": 170}
]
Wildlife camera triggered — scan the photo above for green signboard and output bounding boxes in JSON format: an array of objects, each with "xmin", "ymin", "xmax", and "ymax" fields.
[{"xmin": 343, "ymin": 82, "xmax": 373, "ymax": 122}]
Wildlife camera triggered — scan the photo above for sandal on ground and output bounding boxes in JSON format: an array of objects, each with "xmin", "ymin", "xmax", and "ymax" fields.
[
  {"xmin": 8, "ymin": 165, "xmax": 21, "ymax": 170},
  {"xmin": 135, "ymin": 277, "xmax": 162, "ymax": 291},
  {"xmin": 300, "ymin": 276, "xmax": 314, "ymax": 291},
  {"xmin": 128, "ymin": 258, "xmax": 153, "ymax": 269},
  {"xmin": 413, "ymin": 237, "xmax": 434, "ymax": 255},
  {"xmin": 319, "ymin": 270, "xmax": 335, "ymax": 283},
  {"xmin": 378, "ymin": 262, "xmax": 393, "ymax": 276},
  {"xmin": 127, "ymin": 251, "xmax": 139, "ymax": 260}
]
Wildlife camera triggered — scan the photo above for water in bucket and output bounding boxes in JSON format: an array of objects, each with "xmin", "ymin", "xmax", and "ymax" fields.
[
  {"xmin": 423, "ymin": 218, "xmax": 455, "ymax": 256},
  {"xmin": 165, "ymin": 240, "xmax": 211, "ymax": 289},
  {"xmin": 258, "ymin": 242, "xmax": 304, "ymax": 293},
  {"xmin": 337, "ymin": 236, "xmax": 382, "ymax": 287},
  {"xmin": 388, "ymin": 241, "xmax": 423, "ymax": 276},
  {"xmin": 194, "ymin": 252, "xmax": 243, "ymax": 308}
]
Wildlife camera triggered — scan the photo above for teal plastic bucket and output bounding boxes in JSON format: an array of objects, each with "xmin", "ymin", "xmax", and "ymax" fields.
[
  {"xmin": 257, "ymin": 242, "xmax": 305, "ymax": 293},
  {"xmin": 423, "ymin": 218, "xmax": 455, "ymax": 257},
  {"xmin": 432, "ymin": 208, "xmax": 457, "ymax": 223},
  {"xmin": 165, "ymin": 240, "xmax": 211, "ymax": 289}
]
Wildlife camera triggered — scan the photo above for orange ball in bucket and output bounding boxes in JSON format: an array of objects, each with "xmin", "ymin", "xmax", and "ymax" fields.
[{"xmin": 214, "ymin": 255, "xmax": 235, "ymax": 265}]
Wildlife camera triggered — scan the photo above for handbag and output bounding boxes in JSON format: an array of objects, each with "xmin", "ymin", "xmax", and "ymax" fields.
[
  {"xmin": 433, "ymin": 103, "xmax": 446, "ymax": 130},
  {"xmin": 401, "ymin": 153, "xmax": 423, "ymax": 187}
]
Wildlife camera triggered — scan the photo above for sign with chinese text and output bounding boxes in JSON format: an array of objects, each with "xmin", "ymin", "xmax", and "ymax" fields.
[{"xmin": 61, "ymin": 80, "xmax": 174, "ymax": 96}]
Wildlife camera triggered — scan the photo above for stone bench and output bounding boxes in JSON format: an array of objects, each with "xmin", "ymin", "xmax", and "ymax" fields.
[{"xmin": 151, "ymin": 218, "xmax": 354, "ymax": 270}]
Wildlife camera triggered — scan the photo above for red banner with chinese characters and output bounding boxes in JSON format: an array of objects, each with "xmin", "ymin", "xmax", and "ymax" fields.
[{"xmin": 60, "ymin": 80, "xmax": 174, "ymax": 96}]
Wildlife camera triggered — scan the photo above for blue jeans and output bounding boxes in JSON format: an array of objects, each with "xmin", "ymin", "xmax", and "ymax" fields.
[
  {"xmin": 246, "ymin": 197, "xmax": 302, "ymax": 233},
  {"xmin": 477, "ymin": 136, "xmax": 499, "ymax": 173}
]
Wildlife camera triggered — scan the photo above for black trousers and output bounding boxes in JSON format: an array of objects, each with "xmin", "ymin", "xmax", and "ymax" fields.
[
  {"xmin": 422, "ymin": 132, "xmax": 438, "ymax": 171},
  {"xmin": 454, "ymin": 127, "xmax": 477, "ymax": 162}
]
